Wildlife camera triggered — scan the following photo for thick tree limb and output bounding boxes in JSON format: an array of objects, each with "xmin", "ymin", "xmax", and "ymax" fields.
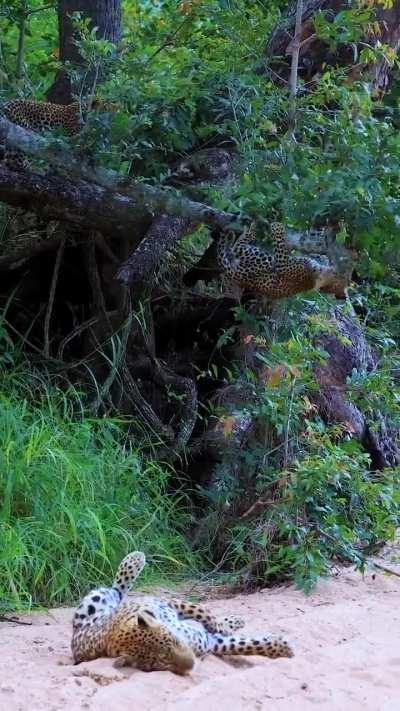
[
  {"xmin": 117, "ymin": 215, "xmax": 194, "ymax": 288},
  {"xmin": 0, "ymin": 163, "xmax": 222, "ymax": 286},
  {"xmin": 0, "ymin": 164, "xmax": 150, "ymax": 249},
  {"xmin": 313, "ymin": 309, "xmax": 400, "ymax": 469},
  {"xmin": 0, "ymin": 116, "xmax": 237, "ymax": 230},
  {"xmin": 0, "ymin": 118, "xmax": 354, "ymax": 293},
  {"xmin": 117, "ymin": 146, "xmax": 241, "ymax": 291}
]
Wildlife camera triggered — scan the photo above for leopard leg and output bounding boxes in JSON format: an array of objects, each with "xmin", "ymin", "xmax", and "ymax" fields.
[
  {"xmin": 168, "ymin": 598, "xmax": 244, "ymax": 634},
  {"xmin": 112, "ymin": 550, "xmax": 146, "ymax": 598},
  {"xmin": 269, "ymin": 222, "xmax": 290, "ymax": 262},
  {"xmin": 71, "ymin": 552, "xmax": 146, "ymax": 656}
]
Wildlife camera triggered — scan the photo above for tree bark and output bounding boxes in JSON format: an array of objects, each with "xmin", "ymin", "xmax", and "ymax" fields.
[
  {"xmin": 117, "ymin": 215, "xmax": 194, "ymax": 291},
  {"xmin": 313, "ymin": 308, "xmax": 400, "ymax": 469},
  {"xmin": 47, "ymin": 0, "xmax": 122, "ymax": 104},
  {"xmin": 0, "ymin": 164, "xmax": 150, "ymax": 257},
  {"xmin": 0, "ymin": 116, "xmax": 237, "ymax": 232},
  {"xmin": 265, "ymin": 0, "xmax": 400, "ymax": 95}
]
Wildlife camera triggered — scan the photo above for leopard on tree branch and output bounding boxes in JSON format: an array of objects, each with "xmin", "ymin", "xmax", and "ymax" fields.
[
  {"xmin": 217, "ymin": 222, "xmax": 349, "ymax": 300},
  {"xmin": 0, "ymin": 98, "xmax": 84, "ymax": 170}
]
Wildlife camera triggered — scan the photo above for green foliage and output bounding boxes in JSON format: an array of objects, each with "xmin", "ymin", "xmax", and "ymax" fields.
[
  {"xmin": 3, "ymin": 0, "xmax": 400, "ymax": 279},
  {"xmin": 0, "ymin": 333, "xmax": 197, "ymax": 613},
  {"xmin": 213, "ymin": 79, "xmax": 400, "ymax": 278},
  {"xmin": 229, "ymin": 444, "xmax": 399, "ymax": 592},
  {"xmin": 203, "ymin": 297, "xmax": 400, "ymax": 592},
  {"xmin": 353, "ymin": 282, "xmax": 400, "ymax": 341},
  {"xmin": 1, "ymin": 0, "xmax": 400, "ymax": 598},
  {"xmin": 0, "ymin": 0, "xmax": 58, "ymax": 91}
]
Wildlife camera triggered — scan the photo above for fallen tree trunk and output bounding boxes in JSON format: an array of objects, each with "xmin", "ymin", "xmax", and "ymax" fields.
[
  {"xmin": 0, "ymin": 117, "xmax": 355, "ymax": 294},
  {"xmin": 313, "ymin": 308, "xmax": 400, "ymax": 469},
  {"xmin": 0, "ymin": 116, "xmax": 237, "ymax": 232},
  {"xmin": 0, "ymin": 164, "xmax": 150, "ymax": 252}
]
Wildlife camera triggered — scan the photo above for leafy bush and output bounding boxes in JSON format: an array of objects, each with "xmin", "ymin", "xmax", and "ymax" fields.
[
  {"xmin": 227, "ymin": 437, "xmax": 399, "ymax": 592},
  {"xmin": 202, "ymin": 297, "xmax": 400, "ymax": 592}
]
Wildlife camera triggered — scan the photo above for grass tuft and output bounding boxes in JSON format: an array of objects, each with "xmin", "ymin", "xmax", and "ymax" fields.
[{"xmin": 0, "ymin": 355, "xmax": 197, "ymax": 612}]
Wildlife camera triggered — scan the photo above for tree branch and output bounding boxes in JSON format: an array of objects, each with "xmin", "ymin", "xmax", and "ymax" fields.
[
  {"xmin": 0, "ymin": 119, "xmax": 354, "ymax": 291},
  {"xmin": 0, "ymin": 116, "xmax": 238, "ymax": 231},
  {"xmin": 0, "ymin": 163, "xmax": 150, "ymax": 250},
  {"xmin": 117, "ymin": 215, "xmax": 194, "ymax": 288},
  {"xmin": 288, "ymin": 0, "xmax": 303, "ymax": 131},
  {"xmin": 26, "ymin": 4, "xmax": 56, "ymax": 16}
]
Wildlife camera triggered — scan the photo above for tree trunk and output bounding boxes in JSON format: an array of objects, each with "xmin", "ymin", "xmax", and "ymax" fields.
[
  {"xmin": 313, "ymin": 309, "xmax": 400, "ymax": 469},
  {"xmin": 0, "ymin": 164, "xmax": 151, "ymax": 255},
  {"xmin": 47, "ymin": 0, "xmax": 122, "ymax": 104},
  {"xmin": 265, "ymin": 0, "xmax": 400, "ymax": 95}
]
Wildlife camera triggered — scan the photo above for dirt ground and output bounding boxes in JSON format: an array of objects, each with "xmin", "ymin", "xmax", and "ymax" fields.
[{"xmin": 1, "ymin": 555, "xmax": 400, "ymax": 711}]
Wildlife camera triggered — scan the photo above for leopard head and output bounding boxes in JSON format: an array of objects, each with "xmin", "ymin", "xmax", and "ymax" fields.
[{"xmin": 108, "ymin": 608, "xmax": 195, "ymax": 675}]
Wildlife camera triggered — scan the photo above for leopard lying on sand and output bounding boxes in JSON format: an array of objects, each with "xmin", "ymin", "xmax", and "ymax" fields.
[{"xmin": 71, "ymin": 551, "xmax": 294, "ymax": 674}]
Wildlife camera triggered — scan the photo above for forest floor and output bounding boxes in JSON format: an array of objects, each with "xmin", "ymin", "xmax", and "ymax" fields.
[{"xmin": 1, "ymin": 541, "xmax": 400, "ymax": 711}]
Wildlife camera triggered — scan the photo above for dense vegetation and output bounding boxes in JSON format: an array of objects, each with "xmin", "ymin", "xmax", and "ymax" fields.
[{"xmin": 0, "ymin": 0, "xmax": 399, "ymax": 610}]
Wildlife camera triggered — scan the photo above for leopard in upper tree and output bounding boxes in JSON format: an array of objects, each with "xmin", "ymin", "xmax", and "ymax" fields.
[
  {"xmin": 0, "ymin": 98, "xmax": 83, "ymax": 170},
  {"xmin": 0, "ymin": 97, "xmax": 115, "ymax": 170},
  {"xmin": 217, "ymin": 221, "xmax": 348, "ymax": 300},
  {"xmin": 71, "ymin": 550, "xmax": 294, "ymax": 674}
]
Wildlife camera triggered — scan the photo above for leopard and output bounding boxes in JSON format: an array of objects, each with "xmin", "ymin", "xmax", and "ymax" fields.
[
  {"xmin": 71, "ymin": 550, "xmax": 294, "ymax": 675},
  {"xmin": 2, "ymin": 99, "xmax": 82, "ymax": 135},
  {"xmin": 0, "ymin": 99, "xmax": 83, "ymax": 170},
  {"xmin": 217, "ymin": 221, "xmax": 347, "ymax": 300},
  {"xmin": 0, "ymin": 97, "xmax": 118, "ymax": 170}
]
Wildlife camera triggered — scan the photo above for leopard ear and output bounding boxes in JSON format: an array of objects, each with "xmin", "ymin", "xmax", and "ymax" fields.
[
  {"xmin": 137, "ymin": 609, "xmax": 158, "ymax": 629},
  {"xmin": 248, "ymin": 222, "xmax": 257, "ymax": 238}
]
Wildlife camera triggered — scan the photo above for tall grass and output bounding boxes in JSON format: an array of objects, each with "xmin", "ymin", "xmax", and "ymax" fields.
[{"xmin": 0, "ymin": 345, "xmax": 197, "ymax": 612}]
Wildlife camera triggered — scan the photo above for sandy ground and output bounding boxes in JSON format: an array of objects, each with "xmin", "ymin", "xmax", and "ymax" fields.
[{"xmin": 1, "ymin": 561, "xmax": 400, "ymax": 711}]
